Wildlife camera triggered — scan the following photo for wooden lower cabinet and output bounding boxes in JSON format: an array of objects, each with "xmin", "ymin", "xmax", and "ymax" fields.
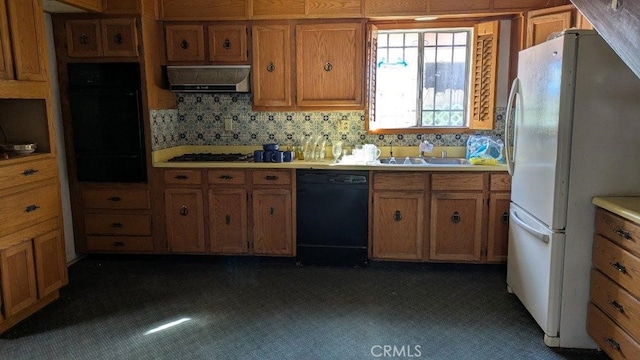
[
  {"xmin": 251, "ymin": 189, "xmax": 293, "ymax": 256},
  {"xmin": 487, "ymin": 192, "xmax": 510, "ymax": 262},
  {"xmin": 0, "ymin": 240, "xmax": 38, "ymax": 317},
  {"xmin": 33, "ymin": 229, "xmax": 67, "ymax": 298},
  {"xmin": 371, "ymin": 191, "xmax": 423, "ymax": 260},
  {"xmin": 209, "ymin": 188, "xmax": 248, "ymax": 254},
  {"xmin": 430, "ymin": 192, "xmax": 483, "ymax": 262},
  {"xmin": 165, "ymin": 188, "xmax": 206, "ymax": 253}
]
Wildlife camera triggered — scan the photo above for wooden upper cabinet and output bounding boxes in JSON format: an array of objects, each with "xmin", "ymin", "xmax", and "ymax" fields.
[
  {"xmin": 160, "ymin": 0, "xmax": 248, "ymax": 20},
  {"xmin": 57, "ymin": 0, "xmax": 103, "ymax": 12},
  {"xmin": 252, "ymin": 0, "xmax": 305, "ymax": 18},
  {"xmin": 66, "ymin": 19, "xmax": 102, "ymax": 57},
  {"xmin": 101, "ymin": 18, "xmax": 138, "ymax": 57},
  {"xmin": 252, "ymin": 24, "xmax": 292, "ymax": 108},
  {"xmin": 525, "ymin": 5, "xmax": 573, "ymax": 48},
  {"xmin": 208, "ymin": 25, "xmax": 247, "ymax": 62},
  {"xmin": 3, "ymin": 0, "xmax": 47, "ymax": 81},
  {"xmin": 66, "ymin": 18, "xmax": 138, "ymax": 57},
  {"xmin": 0, "ymin": 0, "xmax": 14, "ymax": 80},
  {"xmin": 296, "ymin": 22, "xmax": 364, "ymax": 108},
  {"xmin": 307, "ymin": 0, "xmax": 362, "ymax": 18},
  {"xmin": 429, "ymin": 0, "xmax": 490, "ymax": 14},
  {"xmin": 365, "ymin": 0, "xmax": 427, "ymax": 17},
  {"xmin": 165, "ymin": 24, "xmax": 206, "ymax": 62},
  {"xmin": 493, "ymin": 0, "xmax": 569, "ymax": 10},
  {"xmin": 102, "ymin": 0, "xmax": 141, "ymax": 14},
  {"xmin": 470, "ymin": 20, "xmax": 499, "ymax": 130}
]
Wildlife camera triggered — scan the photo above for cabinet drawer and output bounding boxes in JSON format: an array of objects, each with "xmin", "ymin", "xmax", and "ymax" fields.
[
  {"xmin": 86, "ymin": 236, "xmax": 154, "ymax": 252},
  {"xmin": 0, "ymin": 158, "xmax": 57, "ymax": 191},
  {"xmin": 0, "ymin": 181, "xmax": 60, "ymax": 234},
  {"xmin": 593, "ymin": 235, "xmax": 640, "ymax": 299},
  {"xmin": 208, "ymin": 169, "xmax": 247, "ymax": 185},
  {"xmin": 84, "ymin": 214, "xmax": 151, "ymax": 236},
  {"xmin": 596, "ymin": 209, "xmax": 640, "ymax": 256},
  {"xmin": 373, "ymin": 172, "xmax": 425, "ymax": 191},
  {"xmin": 591, "ymin": 269, "xmax": 640, "ymax": 342},
  {"xmin": 432, "ymin": 173, "xmax": 484, "ymax": 191},
  {"xmin": 82, "ymin": 188, "xmax": 150, "ymax": 209},
  {"xmin": 164, "ymin": 169, "xmax": 202, "ymax": 185},
  {"xmin": 588, "ymin": 303, "xmax": 640, "ymax": 360},
  {"xmin": 252, "ymin": 169, "xmax": 291, "ymax": 185},
  {"xmin": 489, "ymin": 173, "xmax": 511, "ymax": 191}
]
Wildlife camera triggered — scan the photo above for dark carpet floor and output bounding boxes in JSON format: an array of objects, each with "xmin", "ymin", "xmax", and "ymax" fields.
[{"xmin": 0, "ymin": 256, "xmax": 608, "ymax": 360}]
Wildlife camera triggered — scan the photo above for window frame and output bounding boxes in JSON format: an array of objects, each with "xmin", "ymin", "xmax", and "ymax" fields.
[{"xmin": 365, "ymin": 20, "xmax": 500, "ymax": 134}]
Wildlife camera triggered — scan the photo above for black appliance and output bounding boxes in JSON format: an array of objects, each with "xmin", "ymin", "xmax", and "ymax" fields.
[
  {"xmin": 67, "ymin": 63, "xmax": 146, "ymax": 182},
  {"xmin": 296, "ymin": 170, "xmax": 369, "ymax": 266}
]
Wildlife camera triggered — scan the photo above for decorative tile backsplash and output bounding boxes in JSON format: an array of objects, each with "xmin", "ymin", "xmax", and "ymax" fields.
[{"xmin": 150, "ymin": 93, "xmax": 506, "ymax": 151}]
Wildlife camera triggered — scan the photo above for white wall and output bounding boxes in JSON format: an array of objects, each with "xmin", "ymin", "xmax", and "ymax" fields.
[{"xmin": 44, "ymin": 14, "xmax": 77, "ymax": 264}]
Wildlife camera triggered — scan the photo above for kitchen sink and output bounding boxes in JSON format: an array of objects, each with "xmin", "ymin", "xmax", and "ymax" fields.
[
  {"xmin": 422, "ymin": 157, "xmax": 469, "ymax": 165},
  {"xmin": 378, "ymin": 157, "xmax": 428, "ymax": 165}
]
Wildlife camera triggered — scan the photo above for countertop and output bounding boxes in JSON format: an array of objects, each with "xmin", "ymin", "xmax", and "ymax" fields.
[
  {"xmin": 592, "ymin": 196, "xmax": 640, "ymax": 224},
  {"xmin": 152, "ymin": 146, "xmax": 508, "ymax": 172}
]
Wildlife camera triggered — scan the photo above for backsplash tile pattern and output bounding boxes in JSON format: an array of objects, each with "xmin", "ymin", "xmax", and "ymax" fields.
[{"xmin": 150, "ymin": 93, "xmax": 506, "ymax": 151}]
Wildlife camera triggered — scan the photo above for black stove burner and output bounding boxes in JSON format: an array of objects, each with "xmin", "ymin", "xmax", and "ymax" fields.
[{"xmin": 168, "ymin": 153, "xmax": 253, "ymax": 162}]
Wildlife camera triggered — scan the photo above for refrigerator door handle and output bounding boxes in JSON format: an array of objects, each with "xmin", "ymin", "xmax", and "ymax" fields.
[
  {"xmin": 505, "ymin": 78, "xmax": 520, "ymax": 176},
  {"xmin": 510, "ymin": 208, "xmax": 550, "ymax": 243}
]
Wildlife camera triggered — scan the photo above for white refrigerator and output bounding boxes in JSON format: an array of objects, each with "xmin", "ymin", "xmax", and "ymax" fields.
[{"xmin": 505, "ymin": 30, "xmax": 640, "ymax": 348}]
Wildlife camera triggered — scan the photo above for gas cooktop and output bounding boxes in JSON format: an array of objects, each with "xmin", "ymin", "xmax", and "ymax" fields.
[{"xmin": 167, "ymin": 153, "xmax": 253, "ymax": 162}]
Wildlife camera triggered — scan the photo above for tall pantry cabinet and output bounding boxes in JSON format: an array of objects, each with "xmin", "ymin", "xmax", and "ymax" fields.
[{"xmin": 0, "ymin": 0, "xmax": 68, "ymax": 333}]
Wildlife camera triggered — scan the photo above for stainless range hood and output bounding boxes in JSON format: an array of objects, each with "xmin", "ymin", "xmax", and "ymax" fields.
[{"xmin": 166, "ymin": 65, "xmax": 251, "ymax": 93}]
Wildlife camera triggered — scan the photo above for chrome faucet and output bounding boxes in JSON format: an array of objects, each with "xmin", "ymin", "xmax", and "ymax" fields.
[
  {"xmin": 419, "ymin": 139, "xmax": 433, "ymax": 157},
  {"xmin": 441, "ymin": 151, "xmax": 447, "ymax": 158}
]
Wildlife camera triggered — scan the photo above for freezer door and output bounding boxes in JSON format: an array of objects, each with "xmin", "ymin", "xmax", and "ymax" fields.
[
  {"xmin": 507, "ymin": 203, "xmax": 565, "ymax": 345},
  {"xmin": 510, "ymin": 34, "xmax": 577, "ymax": 230}
]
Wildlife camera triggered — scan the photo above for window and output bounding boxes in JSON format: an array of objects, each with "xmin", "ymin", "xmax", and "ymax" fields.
[
  {"xmin": 374, "ymin": 29, "xmax": 471, "ymax": 130},
  {"xmin": 366, "ymin": 21, "xmax": 500, "ymax": 133}
]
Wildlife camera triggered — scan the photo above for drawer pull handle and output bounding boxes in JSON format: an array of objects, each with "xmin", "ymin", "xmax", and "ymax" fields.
[
  {"xmin": 501, "ymin": 212, "xmax": 509, "ymax": 224},
  {"xmin": 113, "ymin": 33, "xmax": 123, "ymax": 45},
  {"xmin": 269, "ymin": 207, "xmax": 274, "ymax": 216},
  {"xmin": 219, "ymin": 175, "xmax": 233, "ymax": 180},
  {"xmin": 223, "ymin": 39, "xmax": 231, "ymax": 49},
  {"xmin": 175, "ymin": 175, "xmax": 189, "ymax": 180},
  {"xmin": 112, "ymin": 241, "xmax": 125, "ymax": 247},
  {"xmin": 393, "ymin": 210, "xmax": 402, "ymax": 221},
  {"xmin": 180, "ymin": 40, "xmax": 189, "ymax": 49},
  {"xmin": 451, "ymin": 211, "xmax": 461, "ymax": 223},
  {"xmin": 25, "ymin": 204, "xmax": 40, "ymax": 213},
  {"xmin": 110, "ymin": 223, "xmax": 123, "ymax": 228},
  {"xmin": 265, "ymin": 175, "xmax": 278, "ymax": 181},
  {"xmin": 611, "ymin": 262, "xmax": 627, "ymax": 274},
  {"xmin": 107, "ymin": 196, "xmax": 122, "ymax": 202},
  {"xmin": 22, "ymin": 168, "xmax": 39, "ymax": 176},
  {"xmin": 179, "ymin": 206, "xmax": 189, "ymax": 216},
  {"xmin": 79, "ymin": 33, "xmax": 89, "ymax": 45},
  {"xmin": 324, "ymin": 62, "xmax": 333, "ymax": 72},
  {"xmin": 610, "ymin": 300, "xmax": 625, "ymax": 314},
  {"xmin": 614, "ymin": 228, "xmax": 632, "ymax": 240},
  {"xmin": 606, "ymin": 338, "xmax": 621, "ymax": 352},
  {"xmin": 225, "ymin": 215, "xmax": 231, "ymax": 225}
]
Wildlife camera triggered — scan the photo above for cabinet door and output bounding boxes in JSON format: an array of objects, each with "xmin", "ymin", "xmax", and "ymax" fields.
[
  {"xmin": 165, "ymin": 189, "xmax": 206, "ymax": 253},
  {"xmin": 165, "ymin": 24, "xmax": 205, "ymax": 62},
  {"xmin": 5, "ymin": 0, "xmax": 47, "ymax": 81},
  {"xmin": 209, "ymin": 188, "xmax": 248, "ymax": 254},
  {"xmin": 0, "ymin": 0, "xmax": 14, "ymax": 80},
  {"xmin": 252, "ymin": 25, "xmax": 292, "ymax": 107},
  {"xmin": 372, "ymin": 191, "xmax": 424, "ymax": 260},
  {"xmin": 101, "ymin": 18, "xmax": 139, "ymax": 57},
  {"xmin": 0, "ymin": 241, "xmax": 38, "ymax": 317},
  {"xmin": 430, "ymin": 192, "xmax": 483, "ymax": 262},
  {"xmin": 208, "ymin": 25, "xmax": 247, "ymax": 62},
  {"xmin": 252, "ymin": 189, "xmax": 293, "ymax": 256},
  {"xmin": 487, "ymin": 193, "xmax": 510, "ymax": 262},
  {"xmin": 66, "ymin": 19, "xmax": 102, "ymax": 57},
  {"xmin": 525, "ymin": 5, "xmax": 573, "ymax": 48},
  {"xmin": 33, "ymin": 229, "xmax": 67, "ymax": 298},
  {"xmin": 59, "ymin": 0, "xmax": 102, "ymax": 12},
  {"xmin": 296, "ymin": 22, "xmax": 363, "ymax": 107}
]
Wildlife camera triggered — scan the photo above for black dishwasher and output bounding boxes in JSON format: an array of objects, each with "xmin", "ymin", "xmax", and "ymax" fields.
[{"xmin": 296, "ymin": 170, "xmax": 369, "ymax": 266}]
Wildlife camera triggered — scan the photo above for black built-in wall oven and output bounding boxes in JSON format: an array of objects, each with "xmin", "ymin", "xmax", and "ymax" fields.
[{"xmin": 67, "ymin": 62, "xmax": 146, "ymax": 183}]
